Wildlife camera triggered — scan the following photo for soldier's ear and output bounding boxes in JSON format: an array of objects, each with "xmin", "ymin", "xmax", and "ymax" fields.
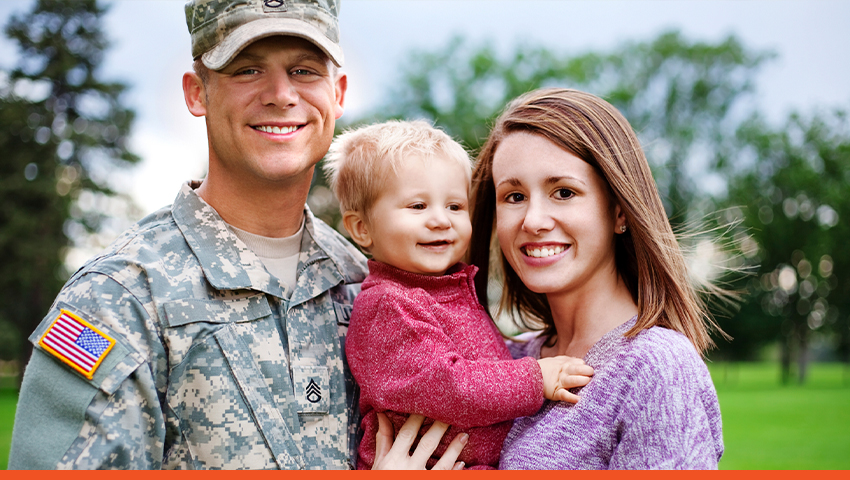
[
  {"xmin": 333, "ymin": 72, "xmax": 347, "ymax": 120},
  {"xmin": 342, "ymin": 210, "xmax": 372, "ymax": 251},
  {"xmin": 183, "ymin": 71, "xmax": 207, "ymax": 117}
]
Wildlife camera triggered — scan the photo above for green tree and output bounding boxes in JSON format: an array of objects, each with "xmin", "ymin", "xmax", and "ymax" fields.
[
  {"xmin": 600, "ymin": 32, "xmax": 772, "ymax": 226},
  {"xmin": 0, "ymin": 0, "xmax": 138, "ymax": 380},
  {"xmin": 722, "ymin": 110, "xmax": 850, "ymax": 382}
]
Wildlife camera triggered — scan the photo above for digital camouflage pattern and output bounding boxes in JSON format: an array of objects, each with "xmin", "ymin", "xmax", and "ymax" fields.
[
  {"xmin": 10, "ymin": 182, "xmax": 367, "ymax": 469},
  {"xmin": 186, "ymin": 0, "xmax": 341, "ymax": 63}
]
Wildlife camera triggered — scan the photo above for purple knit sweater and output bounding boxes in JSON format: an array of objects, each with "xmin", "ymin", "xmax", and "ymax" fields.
[
  {"xmin": 499, "ymin": 317, "xmax": 723, "ymax": 470},
  {"xmin": 347, "ymin": 261, "xmax": 544, "ymax": 469}
]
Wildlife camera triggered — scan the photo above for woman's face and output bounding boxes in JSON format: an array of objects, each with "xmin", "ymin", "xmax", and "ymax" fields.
[{"xmin": 493, "ymin": 131, "xmax": 624, "ymax": 297}]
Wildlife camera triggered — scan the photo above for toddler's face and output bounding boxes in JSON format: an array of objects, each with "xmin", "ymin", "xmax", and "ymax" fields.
[{"xmin": 365, "ymin": 155, "xmax": 471, "ymax": 276}]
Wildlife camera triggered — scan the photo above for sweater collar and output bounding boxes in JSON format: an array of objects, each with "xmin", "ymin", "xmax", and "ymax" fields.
[
  {"xmin": 582, "ymin": 315, "xmax": 639, "ymax": 366},
  {"xmin": 364, "ymin": 259, "xmax": 479, "ymax": 299},
  {"xmin": 525, "ymin": 315, "xmax": 639, "ymax": 365}
]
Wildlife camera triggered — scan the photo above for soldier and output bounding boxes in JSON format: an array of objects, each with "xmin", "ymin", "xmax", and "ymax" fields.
[{"xmin": 10, "ymin": 0, "xmax": 374, "ymax": 469}]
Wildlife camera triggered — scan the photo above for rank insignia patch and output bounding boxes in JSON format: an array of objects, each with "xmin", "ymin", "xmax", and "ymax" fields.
[{"xmin": 39, "ymin": 309, "xmax": 115, "ymax": 379}]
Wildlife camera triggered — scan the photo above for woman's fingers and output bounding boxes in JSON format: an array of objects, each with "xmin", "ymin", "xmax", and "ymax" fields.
[
  {"xmin": 432, "ymin": 432, "xmax": 469, "ymax": 470},
  {"xmin": 409, "ymin": 419, "xmax": 449, "ymax": 466},
  {"xmin": 394, "ymin": 413, "xmax": 426, "ymax": 450},
  {"xmin": 371, "ymin": 414, "xmax": 466, "ymax": 469},
  {"xmin": 372, "ymin": 413, "xmax": 425, "ymax": 470},
  {"xmin": 372, "ymin": 412, "xmax": 394, "ymax": 468}
]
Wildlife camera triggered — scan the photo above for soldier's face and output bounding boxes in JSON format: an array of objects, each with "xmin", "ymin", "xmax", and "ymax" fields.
[{"xmin": 194, "ymin": 36, "xmax": 346, "ymax": 187}]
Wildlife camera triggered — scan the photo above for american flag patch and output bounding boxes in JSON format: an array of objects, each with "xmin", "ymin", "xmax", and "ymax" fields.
[{"xmin": 39, "ymin": 310, "xmax": 115, "ymax": 379}]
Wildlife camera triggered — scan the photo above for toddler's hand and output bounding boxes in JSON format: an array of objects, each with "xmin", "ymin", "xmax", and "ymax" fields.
[{"xmin": 537, "ymin": 356, "xmax": 594, "ymax": 403}]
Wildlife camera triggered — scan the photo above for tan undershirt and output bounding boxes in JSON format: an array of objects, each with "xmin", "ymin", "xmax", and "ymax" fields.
[{"xmin": 227, "ymin": 218, "xmax": 304, "ymax": 299}]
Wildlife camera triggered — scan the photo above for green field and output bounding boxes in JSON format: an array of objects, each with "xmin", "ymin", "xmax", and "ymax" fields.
[
  {"xmin": 1, "ymin": 384, "xmax": 16, "ymax": 471},
  {"xmin": 1, "ymin": 362, "xmax": 848, "ymax": 470},
  {"xmin": 709, "ymin": 362, "xmax": 850, "ymax": 470}
]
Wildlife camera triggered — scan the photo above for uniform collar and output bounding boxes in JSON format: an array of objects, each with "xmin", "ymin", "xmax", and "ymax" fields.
[
  {"xmin": 289, "ymin": 204, "xmax": 368, "ymax": 307},
  {"xmin": 171, "ymin": 182, "xmax": 365, "ymax": 299}
]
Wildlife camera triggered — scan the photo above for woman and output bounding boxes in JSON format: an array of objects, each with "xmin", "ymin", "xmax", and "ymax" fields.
[{"xmin": 467, "ymin": 88, "xmax": 724, "ymax": 469}]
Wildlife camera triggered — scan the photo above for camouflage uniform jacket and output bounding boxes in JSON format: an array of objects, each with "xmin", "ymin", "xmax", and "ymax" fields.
[{"xmin": 9, "ymin": 182, "xmax": 368, "ymax": 469}]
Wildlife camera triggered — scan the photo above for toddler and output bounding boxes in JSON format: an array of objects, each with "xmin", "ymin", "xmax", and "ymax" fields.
[{"xmin": 324, "ymin": 120, "xmax": 593, "ymax": 469}]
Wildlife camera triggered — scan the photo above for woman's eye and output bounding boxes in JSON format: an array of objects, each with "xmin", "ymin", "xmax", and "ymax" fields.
[
  {"xmin": 505, "ymin": 192, "xmax": 525, "ymax": 203},
  {"xmin": 555, "ymin": 188, "xmax": 574, "ymax": 199}
]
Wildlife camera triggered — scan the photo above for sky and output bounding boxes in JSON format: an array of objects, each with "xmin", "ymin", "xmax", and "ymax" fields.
[{"xmin": 1, "ymin": 0, "xmax": 849, "ymax": 216}]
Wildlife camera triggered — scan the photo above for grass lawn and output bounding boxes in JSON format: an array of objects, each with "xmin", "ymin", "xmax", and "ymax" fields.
[
  {"xmin": 1, "ymin": 387, "xmax": 16, "ymax": 470},
  {"xmin": 709, "ymin": 362, "xmax": 850, "ymax": 470},
  {"xmin": 1, "ymin": 363, "xmax": 848, "ymax": 469}
]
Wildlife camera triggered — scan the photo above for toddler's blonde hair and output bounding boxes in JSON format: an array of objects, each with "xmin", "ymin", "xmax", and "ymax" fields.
[{"xmin": 324, "ymin": 120, "xmax": 471, "ymax": 215}]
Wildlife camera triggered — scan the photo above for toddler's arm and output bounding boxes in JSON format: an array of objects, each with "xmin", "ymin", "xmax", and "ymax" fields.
[
  {"xmin": 537, "ymin": 356, "xmax": 594, "ymax": 403},
  {"xmin": 347, "ymin": 291, "xmax": 546, "ymax": 430}
]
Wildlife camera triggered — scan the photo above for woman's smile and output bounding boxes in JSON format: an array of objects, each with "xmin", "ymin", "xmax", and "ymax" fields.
[
  {"xmin": 522, "ymin": 243, "xmax": 569, "ymax": 258},
  {"xmin": 520, "ymin": 242, "xmax": 570, "ymax": 267}
]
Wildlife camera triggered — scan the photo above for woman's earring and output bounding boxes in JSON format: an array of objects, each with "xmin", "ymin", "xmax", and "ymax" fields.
[{"xmin": 620, "ymin": 224, "xmax": 627, "ymax": 233}]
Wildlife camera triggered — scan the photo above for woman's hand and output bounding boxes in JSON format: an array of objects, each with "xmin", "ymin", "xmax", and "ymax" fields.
[
  {"xmin": 372, "ymin": 413, "xmax": 468, "ymax": 470},
  {"xmin": 537, "ymin": 356, "xmax": 595, "ymax": 403}
]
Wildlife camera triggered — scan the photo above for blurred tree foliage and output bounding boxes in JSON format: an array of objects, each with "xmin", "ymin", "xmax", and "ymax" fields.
[
  {"xmin": 0, "ymin": 0, "xmax": 138, "ymax": 379},
  {"xmin": 367, "ymin": 31, "xmax": 769, "ymax": 226},
  {"xmin": 720, "ymin": 110, "xmax": 849, "ymax": 382}
]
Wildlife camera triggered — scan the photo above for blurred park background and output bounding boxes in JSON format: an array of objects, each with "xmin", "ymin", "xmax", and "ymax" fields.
[{"xmin": 1, "ymin": 0, "xmax": 849, "ymax": 470}]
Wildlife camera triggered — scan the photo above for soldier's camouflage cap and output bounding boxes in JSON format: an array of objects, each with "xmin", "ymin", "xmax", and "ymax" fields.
[{"xmin": 185, "ymin": 0, "xmax": 343, "ymax": 70}]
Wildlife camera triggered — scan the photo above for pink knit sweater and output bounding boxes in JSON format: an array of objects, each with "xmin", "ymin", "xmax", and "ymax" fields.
[{"xmin": 346, "ymin": 261, "xmax": 545, "ymax": 469}]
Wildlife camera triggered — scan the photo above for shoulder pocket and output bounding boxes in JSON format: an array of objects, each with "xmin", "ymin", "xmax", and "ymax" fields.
[
  {"xmin": 30, "ymin": 302, "xmax": 143, "ymax": 395},
  {"xmin": 162, "ymin": 295, "xmax": 272, "ymax": 327}
]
